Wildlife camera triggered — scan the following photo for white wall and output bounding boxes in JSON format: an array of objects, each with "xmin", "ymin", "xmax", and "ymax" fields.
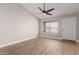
[
  {"xmin": 0, "ymin": 4, "xmax": 39, "ymax": 46},
  {"xmin": 77, "ymin": 15, "xmax": 79, "ymax": 42},
  {"xmin": 62, "ymin": 17, "xmax": 77, "ymax": 41}
]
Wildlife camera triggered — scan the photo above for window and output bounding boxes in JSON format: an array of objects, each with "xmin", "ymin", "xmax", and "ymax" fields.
[{"xmin": 44, "ymin": 21, "xmax": 58, "ymax": 34}]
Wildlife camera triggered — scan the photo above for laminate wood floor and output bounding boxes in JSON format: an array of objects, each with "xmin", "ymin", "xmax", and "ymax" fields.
[{"xmin": 0, "ymin": 37, "xmax": 79, "ymax": 55}]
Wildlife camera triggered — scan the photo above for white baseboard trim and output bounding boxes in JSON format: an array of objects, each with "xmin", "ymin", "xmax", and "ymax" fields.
[
  {"xmin": 39, "ymin": 36, "xmax": 63, "ymax": 40},
  {"xmin": 0, "ymin": 35, "xmax": 38, "ymax": 48}
]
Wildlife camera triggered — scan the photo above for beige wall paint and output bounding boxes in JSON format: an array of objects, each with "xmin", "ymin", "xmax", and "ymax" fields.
[
  {"xmin": 0, "ymin": 4, "xmax": 39, "ymax": 46},
  {"xmin": 39, "ymin": 13, "xmax": 79, "ymax": 41}
]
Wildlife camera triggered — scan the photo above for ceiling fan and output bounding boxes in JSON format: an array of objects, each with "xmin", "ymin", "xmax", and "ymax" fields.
[{"xmin": 38, "ymin": 3, "xmax": 55, "ymax": 15}]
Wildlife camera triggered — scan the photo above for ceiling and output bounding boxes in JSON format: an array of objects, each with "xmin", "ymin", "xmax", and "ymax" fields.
[{"xmin": 20, "ymin": 3, "xmax": 79, "ymax": 19}]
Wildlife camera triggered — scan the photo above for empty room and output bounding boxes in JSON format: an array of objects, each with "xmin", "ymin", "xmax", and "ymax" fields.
[{"xmin": 0, "ymin": 3, "xmax": 79, "ymax": 55}]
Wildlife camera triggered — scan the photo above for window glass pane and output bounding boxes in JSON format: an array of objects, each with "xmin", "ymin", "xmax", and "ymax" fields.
[
  {"xmin": 46, "ymin": 22, "xmax": 51, "ymax": 33},
  {"xmin": 44, "ymin": 21, "xmax": 58, "ymax": 34},
  {"xmin": 50, "ymin": 22, "xmax": 58, "ymax": 34}
]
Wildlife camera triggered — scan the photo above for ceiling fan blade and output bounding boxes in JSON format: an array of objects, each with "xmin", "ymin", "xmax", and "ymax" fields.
[
  {"xmin": 46, "ymin": 12, "xmax": 52, "ymax": 15},
  {"xmin": 45, "ymin": 8, "xmax": 55, "ymax": 12},
  {"xmin": 38, "ymin": 7, "xmax": 44, "ymax": 13}
]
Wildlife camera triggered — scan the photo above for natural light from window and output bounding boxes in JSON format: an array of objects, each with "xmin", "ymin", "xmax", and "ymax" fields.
[{"xmin": 44, "ymin": 21, "xmax": 58, "ymax": 34}]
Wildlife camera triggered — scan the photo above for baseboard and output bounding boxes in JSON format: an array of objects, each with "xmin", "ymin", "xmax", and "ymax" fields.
[
  {"xmin": 39, "ymin": 36, "xmax": 63, "ymax": 40},
  {"xmin": 0, "ymin": 35, "xmax": 38, "ymax": 48}
]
